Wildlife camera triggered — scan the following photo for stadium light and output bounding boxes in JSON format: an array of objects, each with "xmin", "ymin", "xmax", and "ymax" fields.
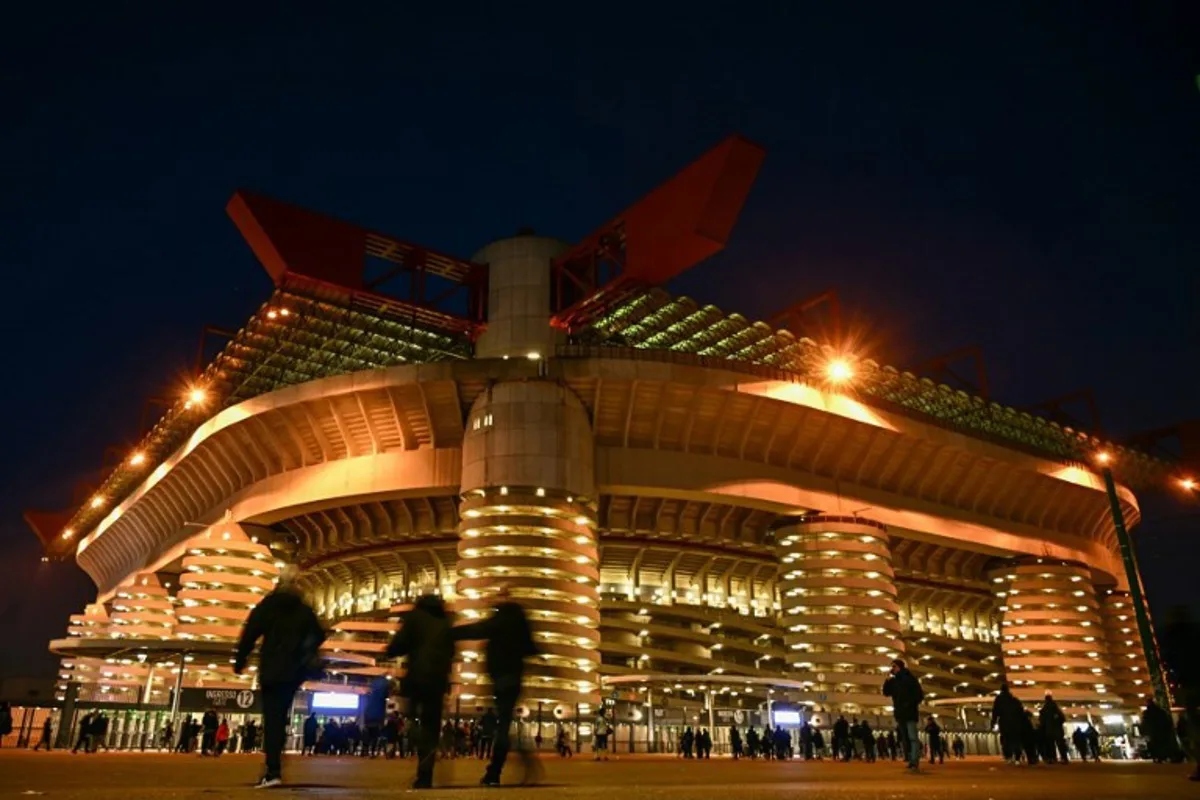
[
  {"xmin": 129, "ymin": 451, "xmax": 146, "ymax": 466},
  {"xmin": 184, "ymin": 387, "xmax": 207, "ymax": 409},
  {"xmin": 1094, "ymin": 450, "xmax": 1112, "ymax": 466},
  {"xmin": 826, "ymin": 358, "xmax": 854, "ymax": 384},
  {"xmin": 89, "ymin": 496, "xmax": 104, "ymax": 510},
  {"xmin": 1180, "ymin": 477, "xmax": 1196, "ymax": 492}
]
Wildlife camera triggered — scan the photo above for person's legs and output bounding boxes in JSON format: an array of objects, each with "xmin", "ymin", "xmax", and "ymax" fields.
[
  {"xmin": 262, "ymin": 682, "xmax": 298, "ymax": 782},
  {"xmin": 413, "ymin": 693, "xmax": 444, "ymax": 787},
  {"xmin": 902, "ymin": 721, "xmax": 920, "ymax": 768},
  {"xmin": 485, "ymin": 690, "xmax": 517, "ymax": 783}
]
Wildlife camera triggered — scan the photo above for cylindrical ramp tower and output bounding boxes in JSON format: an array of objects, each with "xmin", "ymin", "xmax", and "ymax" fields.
[
  {"xmin": 1100, "ymin": 589, "xmax": 1151, "ymax": 710},
  {"xmin": 988, "ymin": 560, "xmax": 1116, "ymax": 711},
  {"xmin": 472, "ymin": 234, "xmax": 569, "ymax": 361},
  {"xmin": 456, "ymin": 380, "xmax": 599, "ymax": 714},
  {"xmin": 776, "ymin": 515, "xmax": 903, "ymax": 713}
]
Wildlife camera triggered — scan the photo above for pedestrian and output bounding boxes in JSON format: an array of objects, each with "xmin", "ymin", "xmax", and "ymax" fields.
[
  {"xmin": 952, "ymin": 735, "xmax": 965, "ymax": 759},
  {"xmin": 1161, "ymin": 605, "xmax": 1200, "ymax": 781},
  {"xmin": 746, "ymin": 726, "xmax": 760, "ymax": 759},
  {"xmin": 1085, "ymin": 722, "xmax": 1101, "ymax": 761},
  {"xmin": 555, "ymin": 726, "xmax": 573, "ymax": 758},
  {"xmin": 991, "ymin": 682, "xmax": 1024, "ymax": 764},
  {"xmin": 1020, "ymin": 710, "xmax": 1040, "ymax": 765},
  {"xmin": 1072, "ymin": 726, "xmax": 1089, "ymax": 762},
  {"xmin": 244, "ymin": 720, "xmax": 258, "ymax": 753},
  {"xmin": 34, "ymin": 715, "xmax": 53, "ymax": 751},
  {"xmin": 861, "ymin": 719, "xmax": 875, "ymax": 762},
  {"xmin": 1039, "ymin": 693, "xmax": 1069, "ymax": 763},
  {"xmin": 477, "ymin": 708, "xmax": 497, "ymax": 760},
  {"xmin": 72, "ymin": 711, "xmax": 93, "ymax": 754},
  {"xmin": 682, "ymin": 726, "xmax": 694, "ymax": 758},
  {"xmin": 0, "ymin": 702, "xmax": 11, "ymax": 748},
  {"xmin": 385, "ymin": 591, "xmax": 456, "ymax": 789},
  {"xmin": 452, "ymin": 586, "xmax": 541, "ymax": 785},
  {"xmin": 730, "ymin": 726, "xmax": 743, "ymax": 759},
  {"xmin": 924, "ymin": 716, "xmax": 943, "ymax": 765},
  {"xmin": 201, "ymin": 709, "xmax": 219, "ymax": 756},
  {"xmin": 593, "ymin": 711, "xmax": 611, "ymax": 760},
  {"xmin": 813, "ymin": 727, "xmax": 827, "ymax": 759},
  {"xmin": 234, "ymin": 563, "xmax": 327, "ymax": 789},
  {"xmin": 215, "ymin": 718, "xmax": 230, "ymax": 756},
  {"xmin": 1142, "ymin": 698, "xmax": 1178, "ymax": 763},
  {"xmin": 883, "ymin": 658, "xmax": 925, "ymax": 771}
]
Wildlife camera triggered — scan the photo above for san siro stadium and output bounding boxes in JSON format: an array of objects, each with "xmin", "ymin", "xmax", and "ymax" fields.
[{"xmin": 27, "ymin": 135, "xmax": 1173, "ymax": 754}]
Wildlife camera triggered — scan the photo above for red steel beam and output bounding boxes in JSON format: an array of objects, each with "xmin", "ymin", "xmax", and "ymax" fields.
[
  {"xmin": 551, "ymin": 134, "xmax": 766, "ymax": 331},
  {"xmin": 226, "ymin": 191, "xmax": 487, "ymax": 339}
]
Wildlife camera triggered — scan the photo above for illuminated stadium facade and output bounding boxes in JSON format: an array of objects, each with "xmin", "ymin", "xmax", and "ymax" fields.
[{"xmin": 28, "ymin": 135, "xmax": 1174, "ymax": 749}]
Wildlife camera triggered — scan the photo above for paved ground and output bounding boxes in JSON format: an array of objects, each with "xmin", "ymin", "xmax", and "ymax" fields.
[{"xmin": 0, "ymin": 751, "xmax": 1192, "ymax": 799}]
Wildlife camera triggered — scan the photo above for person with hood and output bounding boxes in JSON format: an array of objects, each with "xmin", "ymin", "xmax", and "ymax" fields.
[
  {"xmin": 235, "ymin": 564, "xmax": 326, "ymax": 789},
  {"xmin": 1039, "ymin": 693, "xmax": 1068, "ymax": 763},
  {"xmin": 452, "ymin": 586, "xmax": 541, "ymax": 785},
  {"xmin": 385, "ymin": 592, "xmax": 455, "ymax": 789},
  {"xmin": 991, "ymin": 682, "xmax": 1025, "ymax": 764},
  {"xmin": 882, "ymin": 658, "xmax": 925, "ymax": 771}
]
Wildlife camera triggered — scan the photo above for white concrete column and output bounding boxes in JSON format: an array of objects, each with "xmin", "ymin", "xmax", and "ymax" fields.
[{"xmin": 472, "ymin": 234, "xmax": 569, "ymax": 360}]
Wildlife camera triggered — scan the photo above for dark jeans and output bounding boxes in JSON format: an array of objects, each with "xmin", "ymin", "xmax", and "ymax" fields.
[
  {"xmin": 263, "ymin": 681, "xmax": 300, "ymax": 779},
  {"xmin": 898, "ymin": 720, "xmax": 920, "ymax": 767},
  {"xmin": 487, "ymin": 688, "xmax": 519, "ymax": 780},
  {"xmin": 409, "ymin": 690, "xmax": 445, "ymax": 785}
]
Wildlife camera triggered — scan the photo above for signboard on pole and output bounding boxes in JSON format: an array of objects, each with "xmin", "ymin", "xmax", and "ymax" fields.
[{"xmin": 179, "ymin": 688, "xmax": 261, "ymax": 713}]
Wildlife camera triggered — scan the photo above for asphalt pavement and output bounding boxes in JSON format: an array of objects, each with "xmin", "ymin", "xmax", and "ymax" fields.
[{"xmin": 0, "ymin": 750, "xmax": 1192, "ymax": 799}]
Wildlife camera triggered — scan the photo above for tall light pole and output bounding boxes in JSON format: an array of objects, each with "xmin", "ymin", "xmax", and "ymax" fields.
[{"xmin": 1097, "ymin": 454, "xmax": 1170, "ymax": 708}]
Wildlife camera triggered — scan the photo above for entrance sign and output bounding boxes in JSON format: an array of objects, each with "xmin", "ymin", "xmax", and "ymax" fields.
[
  {"xmin": 180, "ymin": 688, "xmax": 261, "ymax": 713},
  {"xmin": 311, "ymin": 692, "xmax": 360, "ymax": 712}
]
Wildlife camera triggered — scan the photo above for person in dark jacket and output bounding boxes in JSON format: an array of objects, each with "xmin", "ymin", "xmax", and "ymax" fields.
[
  {"xmin": 453, "ymin": 587, "xmax": 540, "ymax": 786},
  {"xmin": 386, "ymin": 592, "xmax": 456, "ymax": 789},
  {"xmin": 832, "ymin": 715, "xmax": 850, "ymax": 761},
  {"xmin": 924, "ymin": 717, "xmax": 943, "ymax": 764},
  {"xmin": 1039, "ymin": 693, "xmax": 1068, "ymax": 763},
  {"xmin": 201, "ymin": 709, "xmax": 219, "ymax": 756},
  {"xmin": 1019, "ymin": 710, "xmax": 1040, "ymax": 765},
  {"xmin": 235, "ymin": 564, "xmax": 326, "ymax": 789},
  {"xmin": 991, "ymin": 682, "xmax": 1024, "ymax": 763},
  {"xmin": 882, "ymin": 658, "xmax": 925, "ymax": 770}
]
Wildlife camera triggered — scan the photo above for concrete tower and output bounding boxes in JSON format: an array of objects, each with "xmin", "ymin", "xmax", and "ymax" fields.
[{"xmin": 471, "ymin": 233, "xmax": 569, "ymax": 361}]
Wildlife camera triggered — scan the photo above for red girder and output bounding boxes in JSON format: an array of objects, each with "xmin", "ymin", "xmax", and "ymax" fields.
[
  {"xmin": 767, "ymin": 289, "xmax": 844, "ymax": 344},
  {"xmin": 911, "ymin": 345, "xmax": 991, "ymax": 400},
  {"xmin": 551, "ymin": 134, "xmax": 765, "ymax": 331},
  {"xmin": 227, "ymin": 191, "xmax": 487, "ymax": 340}
]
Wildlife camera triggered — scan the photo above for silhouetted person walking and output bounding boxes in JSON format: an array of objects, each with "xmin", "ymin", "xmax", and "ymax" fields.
[
  {"xmin": 991, "ymin": 682, "xmax": 1024, "ymax": 764},
  {"xmin": 1039, "ymin": 693, "xmax": 1068, "ymax": 763},
  {"xmin": 235, "ymin": 564, "xmax": 326, "ymax": 789},
  {"xmin": 386, "ymin": 592, "xmax": 456, "ymax": 789},
  {"xmin": 454, "ymin": 587, "xmax": 540, "ymax": 786},
  {"xmin": 883, "ymin": 658, "xmax": 924, "ymax": 771}
]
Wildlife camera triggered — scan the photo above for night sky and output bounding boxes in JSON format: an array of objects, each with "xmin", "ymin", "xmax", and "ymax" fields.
[{"xmin": 1, "ymin": 4, "xmax": 1197, "ymax": 678}]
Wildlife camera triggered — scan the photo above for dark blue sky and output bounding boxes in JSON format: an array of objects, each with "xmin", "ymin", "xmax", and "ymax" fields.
[{"xmin": 1, "ymin": 3, "xmax": 1197, "ymax": 676}]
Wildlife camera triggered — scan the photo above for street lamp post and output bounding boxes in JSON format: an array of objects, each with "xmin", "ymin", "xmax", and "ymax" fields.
[{"xmin": 1099, "ymin": 465, "xmax": 1170, "ymax": 708}]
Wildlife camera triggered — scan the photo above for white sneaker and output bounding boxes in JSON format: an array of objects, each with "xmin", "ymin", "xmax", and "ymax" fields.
[{"xmin": 254, "ymin": 776, "xmax": 283, "ymax": 789}]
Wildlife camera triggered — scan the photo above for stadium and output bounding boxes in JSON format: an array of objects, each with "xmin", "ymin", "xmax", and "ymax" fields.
[{"xmin": 27, "ymin": 135, "xmax": 1172, "ymax": 754}]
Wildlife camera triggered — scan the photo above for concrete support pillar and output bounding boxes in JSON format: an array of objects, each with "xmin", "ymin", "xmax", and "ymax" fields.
[
  {"xmin": 456, "ymin": 380, "xmax": 600, "ymax": 712},
  {"xmin": 775, "ymin": 515, "xmax": 903, "ymax": 713},
  {"xmin": 988, "ymin": 559, "xmax": 1115, "ymax": 712},
  {"xmin": 1100, "ymin": 589, "xmax": 1152, "ymax": 710}
]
